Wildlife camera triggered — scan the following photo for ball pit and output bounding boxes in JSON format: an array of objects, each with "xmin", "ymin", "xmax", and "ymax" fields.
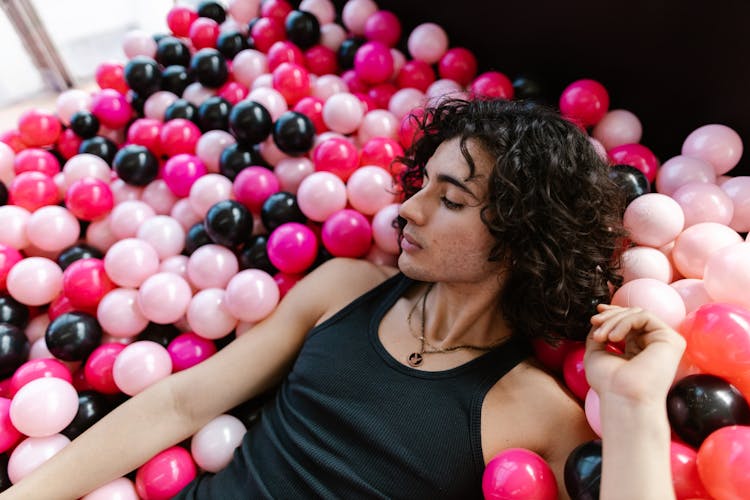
[{"xmin": 0, "ymin": 0, "xmax": 749, "ymax": 497}]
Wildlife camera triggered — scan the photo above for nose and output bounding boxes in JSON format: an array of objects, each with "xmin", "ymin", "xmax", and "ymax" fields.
[{"xmin": 398, "ymin": 190, "xmax": 426, "ymax": 226}]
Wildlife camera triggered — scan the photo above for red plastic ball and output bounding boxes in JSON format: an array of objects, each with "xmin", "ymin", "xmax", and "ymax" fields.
[
  {"xmin": 9, "ymin": 170, "xmax": 60, "ymax": 211},
  {"xmin": 168, "ymin": 332, "xmax": 218, "ymax": 372},
  {"xmin": 293, "ymin": 96, "xmax": 327, "ymax": 133},
  {"xmin": 341, "ymin": 70, "xmax": 370, "ymax": 95},
  {"xmin": 367, "ymin": 83, "xmax": 398, "ymax": 110},
  {"xmin": 272, "ymin": 62, "xmax": 311, "ymax": 106},
  {"xmin": 56, "ymin": 129, "xmax": 83, "ymax": 160},
  {"xmin": 322, "ymin": 209, "xmax": 372, "ymax": 258},
  {"xmin": 438, "ymin": 47, "xmax": 478, "ymax": 86},
  {"xmin": 218, "ymin": 81, "xmax": 249, "ymax": 105},
  {"xmin": 608, "ymin": 143, "xmax": 659, "ymax": 183},
  {"xmin": 13, "ymin": 148, "xmax": 60, "ymax": 177},
  {"xmin": 189, "ymin": 17, "xmax": 220, "ymax": 50},
  {"xmin": 274, "ymin": 272, "xmax": 303, "ymax": 299},
  {"xmin": 396, "ymin": 60, "xmax": 436, "ymax": 92},
  {"xmin": 353, "ymin": 92, "xmax": 377, "ymax": 113},
  {"xmin": 364, "ymin": 10, "xmax": 401, "ymax": 47},
  {"xmin": 670, "ymin": 441, "xmax": 710, "ymax": 500},
  {"xmin": 9, "ymin": 358, "xmax": 72, "ymax": 397},
  {"xmin": 398, "ymin": 108, "xmax": 425, "ymax": 151},
  {"xmin": 127, "ymin": 118, "xmax": 163, "ymax": 157},
  {"xmin": 71, "ymin": 365, "xmax": 96, "ymax": 392},
  {"xmin": 84, "ymin": 343, "xmax": 126, "ymax": 395},
  {"xmin": 159, "ymin": 118, "xmax": 202, "ymax": 157},
  {"xmin": 135, "ymin": 446, "xmax": 197, "ymax": 500},
  {"xmin": 166, "ymin": 5, "xmax": 198, "ymax": 38},
  {"xmin": 0, "ymin": 244, "xmax": 23, "ymax": 292},
  {"xmin": 360, "ymin": 136, "xmax": 403, "ymax": 169},
  {"xmin": 65, "ymin": 178, "xmax": 114, "ymax": 221},
  {"xmin": 251, "ymin": 17, "xmax": 286, "ymax": 53},
  {"xmin": 312, "ymin": 137, "xmax": 360, "ymax": 181},
  {"xmin": 470, "ymin": 71, "xmax": 514, "ymax": 100},
  {"xmin": 267, "ymin": 41, "xmax": 306, "ymax": 72},
  {"xmin": 18, "ymin": 109, "xmax": 62, "ymax": 147},
  {"xmin": 531, "ymin": 338, "xmax": 581, "ymax": 373},
  {"xmin": 562, "ymin": 344, "xmax": 589, "ymax": 400},
  {"xmin": 304, "ymin": 45, "xmax": 338, "ymax": 76},
  {"xmin": 0, "ymin": 130, "xmax": 28, "ymax": 153},
  {"xmin": 48, "ymin": 293, "xmax": 76, "ymax": 321},
  {"xmin": 559, "ymin": 79, "xmax": 610, "ymax": 128},
  {"xmin": 482, "ymin": 448, "xmax": 558, "ymax": 499},
  {"xmin": 95, "ymin": 61, "xmax": 129, "ymax": 95},
  {"xmin": 697, "ymin": 425, "xmax": 750, "ymax": 500},
  {"xmin": 354, "ymin": 41, "xmax": 394, "ymax": 85}
]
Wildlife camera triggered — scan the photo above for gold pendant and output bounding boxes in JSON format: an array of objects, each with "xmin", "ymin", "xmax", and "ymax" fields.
[{"xmin": 407, "ymin": 352, "xmax": 423, "ymax": 367}]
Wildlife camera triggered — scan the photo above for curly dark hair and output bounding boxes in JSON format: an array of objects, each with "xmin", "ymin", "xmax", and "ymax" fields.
[{"xmin": 397, "ymin": 98, "xmax": 627, "ymax": 342}]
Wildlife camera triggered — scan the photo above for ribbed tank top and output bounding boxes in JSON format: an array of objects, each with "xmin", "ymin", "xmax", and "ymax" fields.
[{"xmin": 176, "ymin": 273, "xmax": 532, "ymax": 499}]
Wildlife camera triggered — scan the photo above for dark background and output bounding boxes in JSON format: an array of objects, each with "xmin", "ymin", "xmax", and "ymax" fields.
[{"xmin": 333, "ymin": 0, "xmax": 750, "ymax": 175}]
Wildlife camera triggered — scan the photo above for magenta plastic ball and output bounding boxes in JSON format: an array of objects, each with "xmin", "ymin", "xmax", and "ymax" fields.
[
  {"xmin": 7, "ymin": 257, "xmax": 63, "ymax": 306},
  {"xmin": 0, "ymin": 397, "xmax": 21, "ymax": 453},
  {"xmin": 592, "ymin": 109, "xmax": 643, "ymax": 151},
  {"xmin": 191, "ymin": 414, "xmax": 247, "ymax": 473},
  {"xmin": 224, "ymin": 269, "xmax": 280, "ymax": 322},
  {"xmin": 655, "ymin": 155, "xmax": 716, "ymax": 196},
  {"xmin": 186, "ymin": 288, "xmax": 238, "ymax": 340},
  {"xmin": 167, "ymin": 332, "xmax": 217, "ymax": 372},
  {"xmin": 135, "ymin": 446, "xmax": 196, "ymax": 500},
  {"xmin": 671, "ymin": 181, "xmax": 734, "ymax": 227},
  {"xmin": 7, "ymin": 434, "xmax": 70, "ymax": 484},
  {"xmin": 267, "ymin": 222, "xmax": 318, "ymax": 274},
  {"xmin": 137, "ymin": 272, "xmax": 193, "ymax": 324},
  {"xmin": 113, "ymin": 341, "xmax": 172, "ymax": 396},
  {"xmin": 233, "ymin": 167, "xmax": 280, "ymax": 214},
  {"xmin": 65, "ymin": 177, "xmax": 114, "ymax": 221},
  {"xmin": 10, "ymin": 377, "xmax": 79, "ymax": 437},
  {"xmin": 611, "ymin": 278, "xmax": 687, "ymax": 328},
  {"xmin": 90, "ymin": 89, "xmax": 132, "ymax": 130},
  {"xmin": 354, "ymin": 41, "xmax": 394, "ymax": 85},
  {"xmin": 623, "ymin": 193, "xmax": 685, "ymax": 248},
  {"xmin": 558, "ymin": 79, "xmax": 609, "ymax": 128},
  {"xmin": 407, "ymin": 23, "xmax": 449, "ymax": 64},
  {"xmin": 562, "ymin": 345, "xmax": 589, "ymax": 400},
  {"xmin": 297, "ymin": 171, "xmax": 348, "ymax": 222},
  {"xmin": 346, "ymin": 165, "xmax": 396, "ymax": 215},
  {"xmin": 9, "ymin": 358, "xmax": 71, "ymax": 397},
  {"xmin": 322, "ymin": 208, "xmax": 372, "ymax": 258},
  {"xmin": 482, "ymin": 448, "xmax": 558, "ymax": 500},
  {"xmin": 469, "ymin": 71, "xmax": 514, "ymax": 100},
  {"xmin": 682, "ymin": 124, "xmax": 743, "ymax": 175},
  {"xmin": 438, "ymin": 47, "xmax": 478, "ymax": 87},
  {"xmin": 162, "ymin": 154, "xmax": 207, "ymax": 198},
  {"xmin": 97, "ymin": 287, "xmax": 150, "ymax": 338}
]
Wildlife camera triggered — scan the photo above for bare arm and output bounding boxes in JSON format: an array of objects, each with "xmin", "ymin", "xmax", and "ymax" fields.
[
  {"xmin": 1, "ymin": 259, "xmax": 379, "ymax": 500},
  {"xmin": 585, "ymin": 305, "xmax": 687, "ymax": 500}
]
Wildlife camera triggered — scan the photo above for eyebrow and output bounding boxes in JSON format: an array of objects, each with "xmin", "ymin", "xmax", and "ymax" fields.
[{"xmin": 424, "ymin": 170, "xmax": 480, "ymax": 200}]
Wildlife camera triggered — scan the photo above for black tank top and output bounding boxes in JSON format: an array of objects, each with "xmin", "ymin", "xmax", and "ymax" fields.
[{"xmin": 176, "ymin": 273, "xmax": 532, "ymax": 499}]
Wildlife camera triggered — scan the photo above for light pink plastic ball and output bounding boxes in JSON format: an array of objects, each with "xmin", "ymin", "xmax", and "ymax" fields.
[
  {"xmin": 671, "ymin": 222, "xmax": 742, "ymax": 279},
  {"xmin": 113, "ymin": 341, "xmax": 172, "ymax": 396},
  {"xmin": 247, "ymin": 88, "xmax": 289, "ymax": 121},
  {"xmin": 670, "ymin": 279, "xmax": 712, "ymax": 314},
  {"xmin": 300, "ymin": 0, "xmax": 336, "ymax": 24},
  {"xmin": 25, "ymin": 314, "xmax": 50, "ymax": 343},
  {"xmin": 721, "ymin": 176, "xmax": 750, "ymax": 232},
  {"xmin": 104, "ymin": 238, "xmax": 160, "ymax": 288},
  {"xmin": 341, "ymin": 0, "xmax": 378, "ymax": 35},
  {"xmin": 623, "ymin": 193, "xmax": 685, "ymax": 248},
  {"xmin": 655, "ymin": 155, "xmax": 717, "ymax": 196},
  {"xmin": 426, "ymin": 78, "xmax": 464, "ymax": 99},
  {"xmin": 312, "ymin": 75, "xmax": 349, "ymax": 101},
  {"xmin": 97, "ymin": 288, "xmax": 149, "ymax": 338},
  {"xmin": 187, "ymin": 244, "xmax": 239, "ymax": 289},
  {"xmin": 109, "ymin": 200, "xmax": 156, "ymax": 240},
  {"xmin": 143, "ymin": 91, "xmax": 178, "ymax": 121},
  {"xmin": 136, "ymin": 215, "xmax": 186, "ymax": 260},
  {"xmin": 297, "ymin": 171, "xmax": 348, "ymax": 222},
  {"xmin": 259, "ymin": 136, "xmax": 292, "ymax": 166},
  {"xmin": 224, "ymin": 269, "xmax": 280, "ymax": 322},
  {"xmin": 0, "ymin": 205, "xmax": 31, "ymax": 250},
  {"xmin": 621, "ymin": 246, "xmax": 673, "ymax": 283},
  {"xmin": 55, "ymin": 89, "xmax": 92, "ymax": 127},
  {"xmin": 322, "ymin": 93, "xmax": 365, "ymax": 134},
  {"xmin": 611, "ymin": 278, "xmax": 686, "ymax": 328},
  {"xmin": 7, "ymin": 257, "xmax": 62, "ymax": 306},
  {"xmin": 407, "ymin": 23, "xmax": 449, "ymax": 64},
  {"xmin": 62, "ymin": 154, "xmax": 111, "ymax": 189},
  {"xmin": 196, "ymin": 130, "xmax": 236, "ymax": 174},
  {"xmin": 588, "ymin": 138, "xmax": 608, "ymax": 161},
  {"xmin": 189, "ymin": 174, "xmax": 234, "ymax": 218},
  {"xmin": 182, "ymin": 82, "xmax": 216, "ymax": 107},
  {"xmin": 671, "ymin": 182, "xmax": 734, "ymax": 227},
  {"xmin": 109, "ymin": 179, "xmax": 143, "ymax": 206},
  {"xmin": 274, "ymin": 157, "xmax": 314, "ymax": 194},
  {"xmin": 365, "ymin": 245, "xmax": 397, "ymax": 267},
  {"xmin": 170, "ymin": 198, "xmax": 203, "ymax": 231},
  {"xmin": 371, "ymin": 203, "xmax": 400, "ymax": 254},
  {"xmin": 346, "ymin": 165, "xmax": 396, "ymax": 215},
  {"xmin": 682, "ymin": 124, "xmax": 743, "ymax": 175},
  {"xmin": 10, "ymin": 378, "xmax": 78, "ymax": 437},
  {"xmin": 191, "ymin": 414, "xmax": 247, "ymax": 473},
  {"xmin": 7, "ymin": 434, "xmax": 70, "ymax": 484},
  {"xmin": 390, "ymin": 48, "xmax": 406, "ymax": 79},
  {"xmin": 186, "ymin": 288, "xmax": 238, "ymax": 339},
  {"xmin": 251, "ymin": 73, "xmax": 273, "ymax": 90},
  {"xmin": 26, "ymin": 205, "xmax": 79, "ymax": 252},
  {"xmin": 232, "ymin": 49, "xmax": 268, "ymax": 88},
  {"xmin": 141, "ymin": 179, "xmax": 179, "ymax": 215},
  {"xmin": 227, "ymin": 0, "xmax": 261, "ymax": 24},
  {"xmin": 122, "ymin": 30, "xmax": 157, "ymax": 59},
  {"xmin": 137, "ymin": 272, "xmax": 193, "ymax": 324},
  {"xmin": 388, "ymin": 88, "xmax": 425, "ymax": 120},
  {"xmin": 703, "ymin": 242, "xmax": 750, "ymax": 309},
  {"xmin": 86, "ymin": 217, "xmax": 118, "ymax": 253},
  {"xmin": 591, "ymin": 109, "xmax": 643, "ymax": 151},
  {"xmin": 320, "ymin": 23, "xmax": 347, "ymax": 51},
  {"xmin": 82, "ymin": 477, "xmax": 139, "ymax": 500},
  {"xmin": 357, "ymin": 109, "xmax": 398, "ymax": 143},
  {"xmin": 159, "ymin": 255, "xmax": 190, "ymax": 281},
  {"xmin": 584, "ymin": 389, "xmax": 602, "ymax": 437}
]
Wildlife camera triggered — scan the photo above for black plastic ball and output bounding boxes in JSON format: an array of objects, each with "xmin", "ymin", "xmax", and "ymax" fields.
[
  {"xmin": 272, "ymin": 111, "xmax": 315, "ymax": 155},
  {"xmin": 204, "ymin": 200, "xmax": 254, "ymax": 248},
  {"xmin": 128, "ymin": 91, "xmax": 146, "ymax": 117},
  {"xmin": 238, "ymin": 235, "xmax": 279, "ymax": 275},
  {"xmin": 219, "ymin": 143, "xmax": 265, "ymax": 180},
  {"xmin": 512, "ymin": 75, "xmax": 546, "ymax": 102},
  {"xmin": 229, "ymin": 100, "xmax": 273, "ymax": 146},
  {"xmin": 161, "ymin": 65, "xmax": 192, "ymax": 96},
  {"xmin": 78, "ymin": 136, "xmax": 118, "ymax": 165},
  {"xmin": 667, "ymin": 374, "xmax": 750, "ymax": 448},
  {"xmin": 165, "ymin": 99, "xmax": 200, "ymax": 125},
  {"xmin": 189, "ymin": 48, "xmax": 229, "ymax": 89},
  {"xmin": 61, "ymin": 391, "xmax": 114, "ymax": 441},
  {"xmin": 156, "ymin": 37, "xmax": 191, "ymax": 67},
  {"xmin": 199, "ymin": 96, "xmax": 232, "ymax": 132},
  {"xmin": 337, "ymin": 37, "xmax": 366, "ymax": 70},
  {"xmin": 310, "ymin": 244, "xmax": 334, "ymax": 271},
  {"xmin": 608, "ymin": 164, "xmax": 650, "ymax": 205},
  {"xmin": 69, "ymin": 110, "xmax": 100, "ymax": 139},
  {"xmin": 0, "ymin": 454, "xmax": 9, "ymax": 493},
  {"xmin": 216, "ymin": 30, "xmax": 249, "ymax": 60},
  {"xmin": 0, "ymin": 323, "xmax": 29, "ymax": 378},
  {"xmin": 261, "ymin": 192, "xmax": 306, "ymax": 231},
  {"xmin": 0, "ymin": 296, "xmax": 29, "ymax": 329},
  {"xmin": 57, "ymin": 243, "xmax": 104, "ymax": 270},
  {"xmin": 0, "ymin": 182, "xmax": 7, "ymax": 207},
  {"xmin": 113, "ymin": 144, "xmax": 159, "ymax": 186},
  {"xmin": 285, "ymin": 10, "xmax": 321, "ymax": 49},
  {"xmin": 45, "ymin": 312, "xmax": 102, "ymax": 362},
  {"xmin": 185, "ymin": 222, "xmax": 213, "ymax": 255},
  {"xmin": 198, "ymin": 0, "xmax": 227, "ymax": 23},
  {"xmin": 124, "ymin": 56, "xmax": 162, "ymax": 96},
  {"xmin": 564, "ymin": 440, "xmax": 602, "ymax": 500},
  {"xmin": 137, "ymin": 322, "xmax": 180, "ymax": 348}
]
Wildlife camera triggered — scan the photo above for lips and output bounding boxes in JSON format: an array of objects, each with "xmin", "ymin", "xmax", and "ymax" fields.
[{"xmin": 401, "ymin": 232, "xmax": 422, "ymax": 250}]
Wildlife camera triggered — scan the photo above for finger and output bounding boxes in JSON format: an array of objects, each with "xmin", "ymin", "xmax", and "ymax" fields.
[
  {"xmin": 591, "ymin": 308, "xmax": 640, "ymax": 341},
  {"xmin": 590, "ymin": 305, "xmax": 631, "ymax": 325}
]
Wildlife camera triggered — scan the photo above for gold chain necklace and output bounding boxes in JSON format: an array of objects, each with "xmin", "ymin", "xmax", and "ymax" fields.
[{"xmin": 406, "ymin": 283, "xmax": 506, "ymax": 367}]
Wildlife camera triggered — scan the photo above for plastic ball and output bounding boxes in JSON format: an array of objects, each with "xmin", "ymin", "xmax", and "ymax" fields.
[
  {"xmin": 189, "ymin": 48, "xmax": 229, "ymax": 89},
  {"xmin": 204, "ymin": 200, "xmax": 254, "ymax": 248},
  {"xmin": 17, "ymin": 109, "xmax": 62, "ymax": 148},
  {"xmin": 189, "ymin": 17, "xmax": 220, "ymax": 50},
  {"xmin": 187, "ymin": 244, "xmax": 239, "ymax": 289},
  {"xmin": 312, "ymin": 136, "xmax": 359, "ymax": 181},
  {"xmin": 623, "ymin": 193, "xmax": 685, "ymax": 248},
  {"xmin": 62, "ymin": 257, "xmax": 115, "ymax": 312},
  {"xmin": 135, "ymin": 446, "xmax": 196, "ymax": 500},
  {"xmin": 720, "ymin": 176, "xmax": 750, "ymax": 232},
  {"xmin": 167, "ymin": 332, "xmax": 217, "ymax": 372},
  {"xmin": 611, "ymin": 278, "xmax": 686, "ymax": 328},
  {"xmin": 482, "ymin": 448, "xmax": 558, "ymax": 500},
  {"xmin": 7, "ymin": 257, "xmax": 63, "ymax": 307},
  {"xmin": 672, "ymin": 182, "xmax": 734, "ymax": 228},
  {"xmin": 266, "ymin": 222, "xmax": 318, "ymax": 274},
  {"xmin": 346, "ymin": 165, "xmax": 396, "ymax": 215},
  {"xmin": 250, "ymin": 17, "xmax": 286, "ymax": 53},
  {"xmin": 13, "ymin": 148, "xmax": 60, "ymax": 178},
  {"xmin": 125, "ymin": 118, "xmax": 163, "ymax": 157},
  {"xmin": 160, "ymin": 119, "xmax": 202, "ymax": 157},
  {"xmin": 224, "ymin": 269, "xmax": 280, "ymax": 322},
  {"xmin": 322, "ymin": 92, "xmax": 365, "ymax": 134},
  {"xmin": 198, "ymin": 96, "xmax": 231, "ymax": 133},
  {"xmin": 559, "ymin": 79, "xmax": 609, "ymax": 128},
  {"xmin": 696, "ymin": 425, "xmax": 750, "ymax": 500},
  {"xmin": 232, "ymin": 49, "xmax": 269, "ymax": 88},
  {"xmin": 261, "ymin": 191, "xmax": 306, "ymax": 231},
  {"xmin": 9, "ymin": 171, "xmax": 60, "ymax": 212},
  {"xmin": 296, "ymin": 171, "xmax": 347, "ymax": 222},
  {"xmin": 561, "ymin": 345, "xmax": 589, "ymax": 400},
  {"xmin": 156, "ymin": 37, "xmax": 191, "ymax": 68},
  {"xmin": 226, "ymin": 0, "xmax": 260, "ymax": 25},
  {"xmin": 7, "ymin": 434, "xmax": 70, "ymax": 484},
  {"xmin": 104, "ymin": 238, "xmax": 160, "ymax": 288},
  {"xmin": 272, "ymin": 111, "xmax": 316, "ymax": 154},
  {"xmin": 0, "ymin": 324, "xmax": 29, "ymax": 378},
  {"xmin": 321, "ymin": 208, "xmax": 372, "ymax": 258},
  {"xmin": 703, "ymin": 242, "xmax": 750, "ymax": 309},
  {"xmin": 84, "ymin": 342, "xmax": 125, "ymax": 393},
  {"xmin": 82, "ymin": 477, "xmax": 139, "ymax": 500},
  {"xmin": 592, "ymin": 109, "xmax": 643, "ymax": 151},
  {"xmin": 60, "ymin": 390, "xmax": 113, "ymax": 441},
  {"xmin": 0, "ymin": 295, "xmax": 28, "ymax": 331},
  {"xmin": 671, "ymin": 222, "xmax": 742, "ymax": 279},
  {"xmin": 191, "ymin": 414, "xmax": 247, "ymax": 472},
  {"xmin": 216, "ymin": 30, "xmax": 249, "ymax": 60},
  {"xmin": 165, "ymin": 99, "xmax": 200, "ymax": 124},
  {"xmin": 371, "ymin": 203, "xmax": 400, "ymax": 255},
  {"xmin": 0, "ymin": 397, "xmax": 22, "ymax": 453},
  {"xmin": 621, "ymin": 246, "xmax": 672, "ymax": 283},
  {"xmin": 238, "ymin": 235, "xmax": 279, "ymax": 275},
  {"xmin": 274, "ymin": 157, "xmax": 314, "ymax": 194},
  {"xmin": 682, "ymin": 124, "xmax": 743, "ymax": 175},
  {"xmin": 438, "ymin": 47, "xmax": 477, "ymax": 86},
  {"xmin": 56, "ymin": 243, "xmax": 102, "ymax": 271},
  {"xmin": 563, "ymin": 440, "xmax": 602, "ymax": 500},
  {"xmin": 186, "ymin": 288, "xmax": 237, "ymax": 339},
  {"xmin": 78, "ymin": 136, "xmax": 118, "ymax": 165},
  {"xmin": 45, "ymin": 312, "xmax": 102, "ymax": 361},
  {"xmin": 64, "ymin": 178, "xmax": 113, "ymax": 222},
  {"xmin": 656, "ymin": 155, "xmax": 716, "ymax": 197},
  {"xmin": 162, "ymin": 154, "xmax": 207, "ymax": 198},
  {"xmin": 608, "ymin": 143, "xmax": 659, "ymax": 183},
  {"xmin": 113, "ymin": 341, "xmax": 172, "ymax": 396},
  {"xmin": 669, "ymin": 441, "xmax": 710, "ymax": 500},
  {"xmin": 607, "ymin": 164, "xmax": 650, "ymax": 205},
  {"xmin": 10, "ymin": 377, "xmax": 78, "ymax": 437},
  {"xmin": 167, "ymin": 5, "xmax": 198, "ymax": 37},
  {"xmin": 56, "ymin": 89, "xmax": 93, "ymax": 126},
  {"xmin": 228, "ymin": 100, "xmax": 273, "ymax": 146},
  {"xmin": 56, "ymin": 129, "xmax": 83, "ymax": 160},
  {"xmin": 285, "ymin": 10, "xmax": 320, "ymax": 49}
]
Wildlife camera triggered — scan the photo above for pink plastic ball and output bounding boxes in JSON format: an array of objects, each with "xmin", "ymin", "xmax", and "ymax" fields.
[
  {"xmin": 322, "ymin": 93, "xmax": 365, "ymax": 134},
  {"xmin": 224, "ymin": 269, "xmax": 280, "ymax": 322},
  {"xmin": 721, "ymin": 176, "xmax": 750, "ymax": 232},
  {"xmin": 96, "ymin": 288, "xmax": 149, "ymax": 339},
  {"xmin": 621, "ymin": 246, "xmax": 673, "ymax": 283},
  {"xmin": 13, "ymin": 148, "xmax": 60, "ymax": 177},
  {"xmin": 357, "ymin": 109, "xmax": 398, "ymax": 143},
  {"xmin": 609, "ymin": 143, "xmax": 660, "ymax": 183},
  {"xmin": 584, "ymin": 388, "xmax": 602, "ymax": 437},
  {"xmin": 25, "ymin": 205, "xmax": 79, "ymax": 252},
  {"xmin": 90, "ymin": 89, "xmax": 132, "ymax": 130},
  {"xmin": 611, "ymin": 278, "xmax": 687, "ymax": 328},
  {"xmin": 388, "ymin": 88, "xmax": 425, "ymax": 120},
  {"xmin": 346, "ymin": 165, "xmax": 396, "ymax": 215},
  {"xmin": 672, "ymin": 181, "xmax": 734, "ymax": 227},
  {"xmin": 104, "ymin": 238, "xmax": 160, "ymax": 288},
  {"xmin": 233, "ymin": 167, "xmax": 280, "ymax": 213},
  {"xmin": 299, "ymin": 0, "xmax": 335, "ymax": 24},
  {"xmin": 110, "ymin": 181, "xmax": 143, "ymax": 208},
  {"xmin": 591, "ymin": 109, "xmax": 643, "ymax": 151},
  {"xmin": 322, "ymin": 208, "xmax": 372, "ymax": 258},
  {"xmin": 186, "ymin": 288, "xmax": 238, "ymax": 339},
  {"xmin": 354, "ymin": 41, "xmax": 394, "ymax": 85},
  {"xmin": 438, "ymin": 47, "xmax": 478, "ymax": 87},
  {"xmin": 7, "ymin": 257, "xmax": 62, "ymax": 306},
  {"xmin": 227, "ymin": 0, "xmax": 261, "ymax": 25},
  {"xmin": 363, "ymin": 10, "xmax": 401, "ymax": 46},
  {"xmin": 312, "ymin": 136, "xmax": 360, "ymax": 181},
  {"xmin": 141, "ymin": 180, "xmax": 179, "ymax": 215},
  {"xmin": 196, "ymin": 130, "xmax": 236, "ymax": 174},
  {"xmin": 703, "ymin": 242, "xmax": 750, "ymax": 309},
  {"xmin": 113, "ymin": 341, "xmax": 172, "ymax": 396},
  {"xmin": 18, "ymin": 109, "xmax": 62, "ymax": 148},
  {"xmin": 84, "ymin": 343, "xmax": 126, "ymax": 394},
  {"xmin": 0, "ymin": 205, "xmax": 30, "ymax": 250},
  {"xmin": 86, "ymin": 218, "xmax": 118, "ymax": 253},
  {"xmin": 670, "ymin": 279, "xmax": 712, "ymax": 314},
  {"xmin": 407, "ymin": 23, "xmax": 449, "ymax": 64},
  {"xmin": 623, "ymin": 193, "xmax": 685, "ymax": 248},
  {"xmin": 82, "ymin": 477, "xmax": 139, "ymax": 500},
  {"xmin": 162, "ymin": 154, "xmax": 207, "ymax": 198},
  {"xmin": 482, "ymin": 448, "xmax": 558, "ymax": 500},
  {"xmin": 559, "ymin": 79, "xmax": 609, "ymax": 128},
  {"xmin": 320, "ymin": 22, "xmax": 347, "ymax": 51},
  {"xmin": 167, "ymin": 332, "xmax": 217, "ymax": 372},
  {"xmin": 159, "ymin": 119, "xmax": 202, "ymax": 157},
  {"xmin": 23, "ymin": 313, "xmax": 49, "ymax": 343},
  {"xmin": 267, "ymin": 222, "xmax": 318, "ymax": 274},
  {"xmin": 311, "ymin": 74, "xmax": 348, "ymax": 101},
  {"xmin": 0, "ymin": 397, "xmax": 22, "ymax": 453},
  {"xmin": 63, "ymin": 257, "xmax": 115, "ymax": 312},
  {"xmin": 247, "ymin": 87, "xmax": 288, "ymax": 121},
  {"xmin": 55, "ymin": 89, "xmax": 92, "ymax": 127},
  {"xmin": 7, "ymin": 434, "xmax": 70, "ymax": 484},
  {"xmin": 10, "ymin": 377, "xmax": 78, "ymax": 437},
  {"xmin": 65, "ymin": 177, "xmax": 114, "ymax": 221},
  {"xmin": 682, "ymin": 124, "xmax": 743, "ymax": 175},
  {"xmin": 371, "ymin": 203, "xmax": 400, "ymax": 255},
  {"xmin": 135, "ymin": 446, "xmax": 196, "ymax": 500},
  {"xmin": 9, "ymin": 170, "xmax": 60, "ymax": 212},
  {"xmin": 136, "ymin": 216, "xmax": 186, "ymax": 260},
  {"xmin": 341, "ymin": 0, "xmax": 378, "ymax": 35},
  {"xmin": 191, "ymin": 414, "xmax": 247, "ymax": 472},
  {"xmin": 274, "ymin": 157, "xmax": 314, "ymax": 193},
  {"xmin": 297, "ymin": 171, "xmax": 348, "ymax": 221},
  {"xmin": 109, "ymin": 200, "xmax": 156, "ymax": 240},
  {"xmin": 182, "ymin": 82, "xmax": 215, "ymax": 107},
  {"xmin": 0, "ymin": 142, "xmax": 15, "ymax": 185},
  {"xmin": 187, "ymin": 175, "xmax": 232, "ymax": 219},
  {"xmin": 122, "ymin": 29, "xmax": 157, "ymax": 58},
  {"xmin": 655, "ymin": 155, "xmax": 716, "ymax": 196},
  {"xmin": 671, "ymin": 222, "xmax": 742, "ymax": 279},
  {"xmin": 470, "ymin": 71, "xmax": 513, "ymax": 100},
  {"xmin": 187, "ymin": 244, "xmax": 239, "ymax": 290},
  {"xmin": 170, "ymin": 198, "xmax": 202, "ymax": 231},
  {"xmin": 143, "ymin": 91, "xmax": 178, "ymax": 121},
  {"xmin": 232, "ymin": 49, "xmax": 268, "ymax": 88}
]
